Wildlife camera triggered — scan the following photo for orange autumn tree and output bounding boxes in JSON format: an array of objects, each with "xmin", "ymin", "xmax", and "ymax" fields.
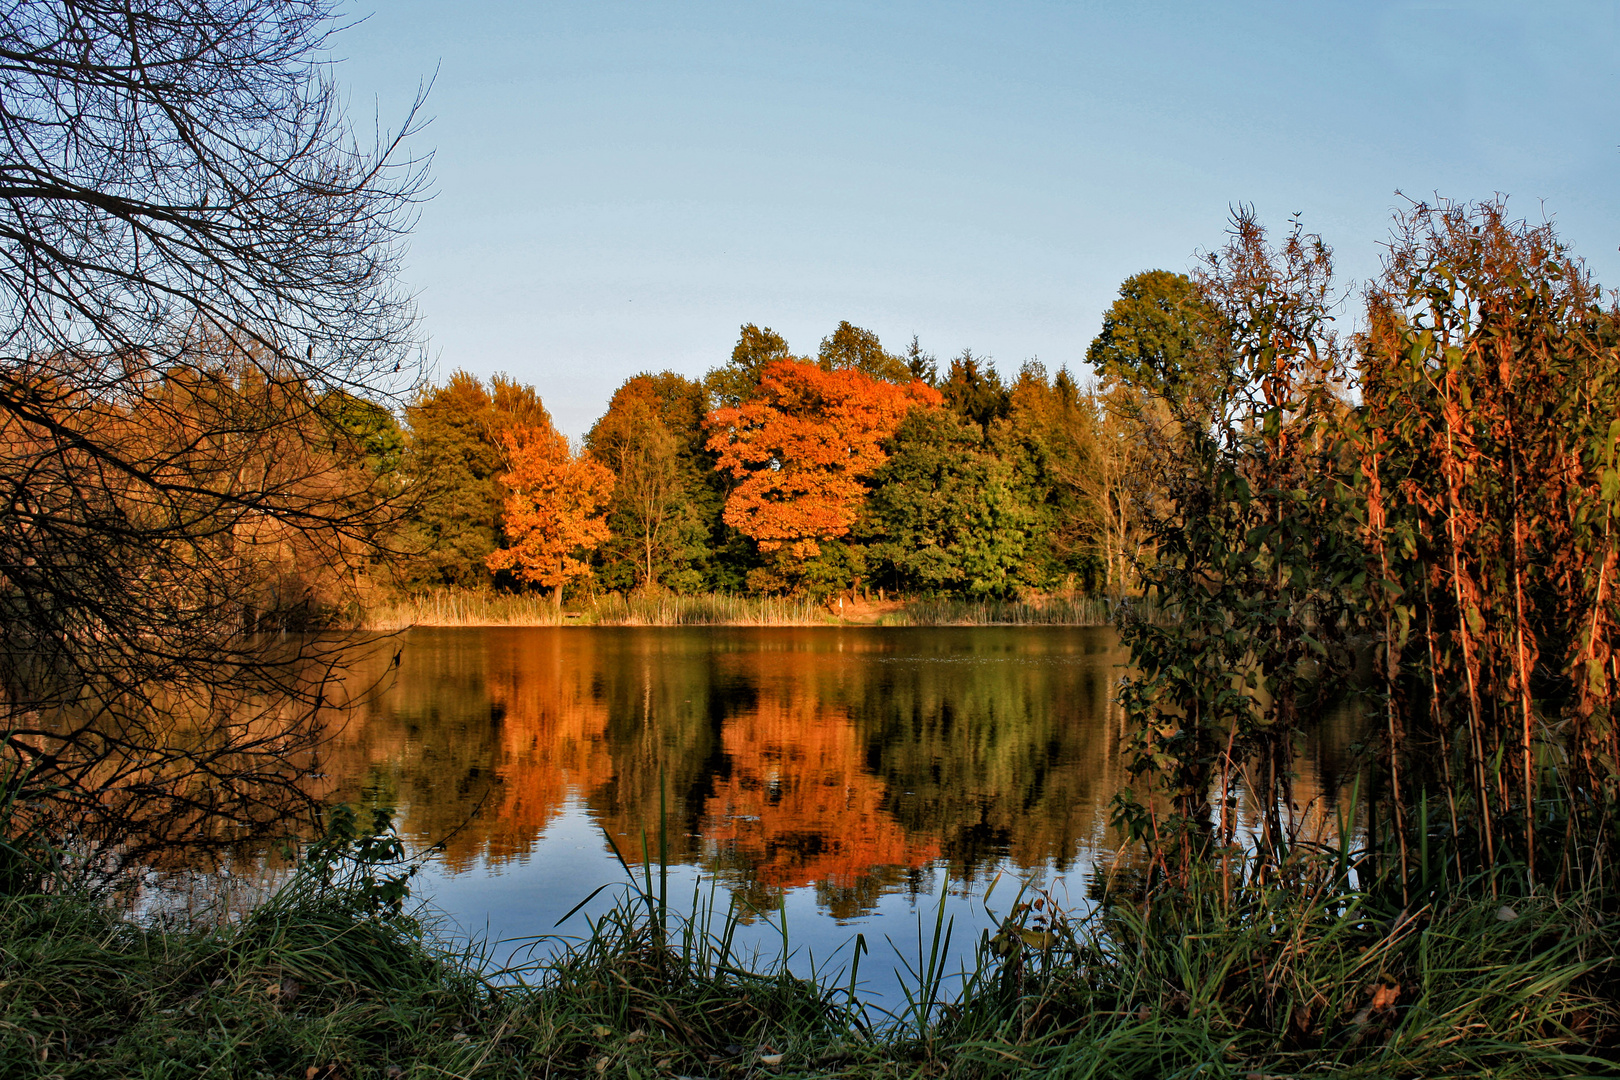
[
  {"xmin": 487, "ymin": 424, "xmax": 615, "ymax": 598},
  {"xmin": 706, "ymin": 359, "xmax": 941, "ymax": 581}
]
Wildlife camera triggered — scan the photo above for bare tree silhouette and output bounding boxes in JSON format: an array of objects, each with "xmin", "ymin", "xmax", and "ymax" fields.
[{"xmin": 0, "ymin": 0, "xmax": 429, "ymax": 878}]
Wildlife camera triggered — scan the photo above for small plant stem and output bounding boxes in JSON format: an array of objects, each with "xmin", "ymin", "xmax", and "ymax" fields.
[
  {"xmin": 1441, "ymin": 363, "xmax": 1497, "ymax": 892},
  {"xmin": 658, "ymin": 770, "xmax": 669, "ymax": 949},
  {"xmin": 1423, "ymin": 578, "xmax": 1465, "ymax": 890},
  {"xmin": 1366, "ymin": 442, "xmax": 1410, "ymax": 898},
  {"xmin": 1509, "ymin": 449, "xmax": 1536, "ymax": 890}
]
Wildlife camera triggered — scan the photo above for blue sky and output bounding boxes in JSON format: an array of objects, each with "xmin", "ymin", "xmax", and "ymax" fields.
[{"xmin": 335, "ymin": 1, "xmax": 1620, "ymax": 437}]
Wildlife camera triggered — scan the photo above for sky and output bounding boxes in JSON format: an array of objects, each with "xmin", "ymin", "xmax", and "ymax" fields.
[{"xmin": 332, "ymin": 1, "xmax": 1620, "ymax": 438}]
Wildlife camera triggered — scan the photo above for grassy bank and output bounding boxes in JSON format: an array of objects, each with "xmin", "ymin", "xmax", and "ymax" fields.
[
  {"xmin": 361, "ymin": 589, "xmax": 1117, "ymax": 630},
  {"xmin": 5, "ymin": 857, "xmax": 1614, "ymax": 1079}
]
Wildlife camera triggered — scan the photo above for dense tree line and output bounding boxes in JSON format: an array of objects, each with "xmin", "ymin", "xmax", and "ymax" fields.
[{"xmin": 385, "ymin": 316, "xmax": 1173, "ymax": 602}]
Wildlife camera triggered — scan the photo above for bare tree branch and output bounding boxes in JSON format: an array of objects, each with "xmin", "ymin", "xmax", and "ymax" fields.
[{"xmin": 0, "ymin": 1, "xmax": 428, "ymax": 878}]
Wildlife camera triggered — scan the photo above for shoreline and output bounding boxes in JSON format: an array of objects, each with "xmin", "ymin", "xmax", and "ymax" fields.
[{"xmin": 357, "ymin": 589, "xmax": 1120, "ymax": 631}]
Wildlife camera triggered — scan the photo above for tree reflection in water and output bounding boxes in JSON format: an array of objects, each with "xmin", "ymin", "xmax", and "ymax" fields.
[{"xmin": 315, "ymin": 627, "xmax": 1356, "ymax": 919}]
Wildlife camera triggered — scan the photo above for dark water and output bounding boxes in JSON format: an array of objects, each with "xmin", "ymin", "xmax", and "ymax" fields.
[{"xmin": 278, "ymin": 626, "xmax": 1353, "ymax": 1002}]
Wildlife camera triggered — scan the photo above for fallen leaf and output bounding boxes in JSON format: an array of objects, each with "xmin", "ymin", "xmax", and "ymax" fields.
[
  {"xmin": 592, "ymin": 1025, "xmax": 612, "ymax": 1039},
  {"xmin": 759, "ymin": 1053, "xmax": 785, "ymax": 1067},
  {"xmin": 1370, "ymin": 983, "xmax": 1401, "ymax": 1012}
]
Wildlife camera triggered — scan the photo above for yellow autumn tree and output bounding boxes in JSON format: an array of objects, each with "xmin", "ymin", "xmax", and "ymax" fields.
[{"xmin": 487, "ymin": 424, "xmax": 615, "ymax": 599}]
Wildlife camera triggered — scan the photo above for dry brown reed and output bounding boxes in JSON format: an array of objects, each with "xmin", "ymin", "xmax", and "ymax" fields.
[{"xmin": 361, "ymin": 589, "xmax": 1116, "ymax": 630}]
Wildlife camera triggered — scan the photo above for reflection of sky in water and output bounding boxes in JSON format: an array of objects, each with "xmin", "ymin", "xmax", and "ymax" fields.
[{"xmin": 414, "ymin": 798, "xmax": 1089, "ymax": 1008}]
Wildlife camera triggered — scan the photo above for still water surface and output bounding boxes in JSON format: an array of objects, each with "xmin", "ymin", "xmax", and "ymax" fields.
[{"xmin": 303, "ymin": 626, "xmax": 1347, "ymax": 1003}]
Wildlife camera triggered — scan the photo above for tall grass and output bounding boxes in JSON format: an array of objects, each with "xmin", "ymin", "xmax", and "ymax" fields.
[
  {"xmin": 5, "ymin": 817, "xmax": 1613, "ymax": 1079},
  {"xmin": 362, "ymin": 588, "xmax": 830, "ymax": 629},
  {"xmin": 361, "ymin": 588, "xmax": 1120, "ymax": 630},
  {"xmin": 940, "ymin": 861, "xmax": 1618, "ymax": 1078},
  {"xmin": 884, "ymin": 595, "xmax": 1116, "ymax": 626}
]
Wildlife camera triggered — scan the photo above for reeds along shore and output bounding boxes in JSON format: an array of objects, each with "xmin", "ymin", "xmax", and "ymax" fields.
[
  {"xmin": 359, "ymin": 588, "xmax": 1117, "ymax": 630},
  {"xmin": 4, "ymin": 827, "xmax": 1615, "ymax": 1080}
]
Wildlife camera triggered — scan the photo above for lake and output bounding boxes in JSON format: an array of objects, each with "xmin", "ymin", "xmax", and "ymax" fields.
[{"xmin": 283, "ymin": 625, "xmax": 1355, "ymax": 1004}]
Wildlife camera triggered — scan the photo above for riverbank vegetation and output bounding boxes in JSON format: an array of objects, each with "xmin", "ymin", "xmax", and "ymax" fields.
[
  {"xmin": 4, "ymin": 825, "xmax": 1614, "ymax": 1079},
  {"xmin": 360, "ymin": 587, "xmax": 1113, "ymax": 628},
  {"xmin": 1094, "ymin": 201, "xmax": 1620, "ymax": 1071}
]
